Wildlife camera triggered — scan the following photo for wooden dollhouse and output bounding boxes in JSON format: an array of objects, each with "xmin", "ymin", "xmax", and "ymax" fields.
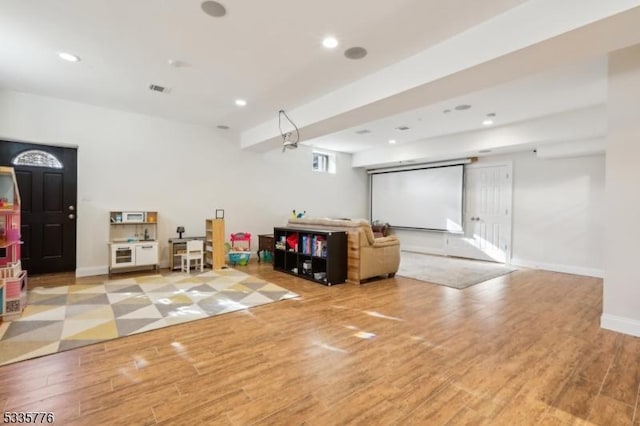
[{"xmin": 0, "ymin": 166, "xmax": 27, "ymax": 321}]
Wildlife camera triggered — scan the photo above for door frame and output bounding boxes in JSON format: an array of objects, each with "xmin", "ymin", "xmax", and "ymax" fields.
[
  {"xmin": 0, "ymin": 139, "xmax": 78, "ymax": 274},
  {"xmin": 444, "ymin": 160, "xmax": 514, "ymax": 264}
]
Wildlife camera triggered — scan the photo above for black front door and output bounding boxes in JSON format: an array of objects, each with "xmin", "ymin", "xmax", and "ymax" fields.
[{"xmin": 0, "ymin": 141, "xmax": 77, "ymax": 274}]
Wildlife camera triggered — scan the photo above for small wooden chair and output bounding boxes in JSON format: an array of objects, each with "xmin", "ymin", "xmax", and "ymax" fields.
[{"xmin": 181, "ymin": 240, "xmax": 204, "ymax": 273}]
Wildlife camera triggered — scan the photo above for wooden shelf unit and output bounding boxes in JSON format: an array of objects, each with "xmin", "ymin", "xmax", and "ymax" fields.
[
  {"xmin": 273, "ymin": 227, "xmax": 347, "ymax": 286},
  {"xmin": 205, "ymin": 218, "xmax": 226, "ymax": 269}
]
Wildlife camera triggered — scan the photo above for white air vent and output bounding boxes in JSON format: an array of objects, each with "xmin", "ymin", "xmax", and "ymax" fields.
[{"xmin": 149, "ymin": 84, "xmax": 170, "ymax": 94}]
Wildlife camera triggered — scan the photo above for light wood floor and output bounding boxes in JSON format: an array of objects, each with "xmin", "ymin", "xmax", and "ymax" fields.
[{"xmin": 1, "ymin": 264, "xmax": 638, "ymax": 425}]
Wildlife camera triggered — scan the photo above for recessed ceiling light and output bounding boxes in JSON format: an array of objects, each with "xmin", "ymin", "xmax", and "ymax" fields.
[
  {"xmin": 217, "ymin": 125, "xmax": 230, "ymax": 130},
  {"xmin": 58, "ymin": 52, "xmax": 80, "ymax": 62},
  {"xmin": 201, "ymin": 1, "xmax": 227, "ymax": 17},
  {"xmin": 355, "ymin": 129, "xmax": 371, "ymax": 134},
  {"xmin": 344, "ymin": 47, "xmax": 367, "ymax": 60},
  {"xmin": 443, "ymin": 109, "xmax": 451, "ymax": 114},
  {"xmin": 395, "ymin": 126, "xmax": 410, "ymax": 131},
  {"xmin": 234, "ymin": 99, "xmax": 247, "ymax": 107},
  {"xmin": 482, "ymin": 119, "xmax": 494, "ymax": 126},
  {"xmin": 388, "ymin": 139, "xmax": 397, "ymax": 144},
  {"xmin": 168, "ymin": 59, "xmax": 190, "ymax": 68},
  {"xmin": 322, "ymin": 37, "xmax": 338, "ymax": 49},
  {"xmin": 486, "ymin": 112, "xmax": 496, "ymax": 117}
]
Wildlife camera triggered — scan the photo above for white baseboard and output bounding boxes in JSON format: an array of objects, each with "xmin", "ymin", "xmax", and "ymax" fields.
[
  {"xmin": 400, "ymin": 245, "xmax": 446, "ymax": 256},
  {"xmin": 601, "ymin": 314, "xmax": 640, "ymax": 337},
  {"xmin": 510, "ymin": 257, "xmax": 604, "ymax": 278},
  {"xmin": 75, "ymin": 260, "xmax": 170, "ymax": 278},
  {"xmin": 75, "ymin": 265, "xmax": 109, "ymax": 277}
]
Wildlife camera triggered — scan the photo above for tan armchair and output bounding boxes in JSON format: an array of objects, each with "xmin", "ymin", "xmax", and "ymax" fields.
[{"xmin": 286, "ymin": 218, "xmax": 400, "ymax": 284}]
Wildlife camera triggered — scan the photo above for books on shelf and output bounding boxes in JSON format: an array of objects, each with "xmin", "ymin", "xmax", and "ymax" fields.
[
  {"xmin": 300, "ymin": 234, "xmax": 327, "ymax": 257},
  {"xmin": 315, "ymin": 236, "xmax": 327, "ymax": 258}
]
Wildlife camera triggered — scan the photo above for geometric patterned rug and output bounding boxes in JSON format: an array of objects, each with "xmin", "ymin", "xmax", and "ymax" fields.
[{"xmin": 0, "ymin": 268, "xmax": 298, "ymax": 366}]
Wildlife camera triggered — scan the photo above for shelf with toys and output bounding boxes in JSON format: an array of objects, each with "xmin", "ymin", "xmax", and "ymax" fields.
[
  {"xmin": 228, "ymin": 232, "xmax": 251, "ymax": 266},
  {"xmin": 273, "ymin": 226, "xmax": 347, "ymax": 286},
  {"xmin": 108, "ymin": 211, "xmax": 159, "ymax": 275}
]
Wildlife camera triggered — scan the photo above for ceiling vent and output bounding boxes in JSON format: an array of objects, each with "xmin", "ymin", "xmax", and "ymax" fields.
[
  {"xmin": 395, "ymin": 126, "xmax": 410, "ymax": 131},
  {"xmin": 355, "ymin": 129, "xmax": 371, "ymax": 134},
  {"xmin": 149, "ymin": 84, "xmax": 170, "ymax": 94}
]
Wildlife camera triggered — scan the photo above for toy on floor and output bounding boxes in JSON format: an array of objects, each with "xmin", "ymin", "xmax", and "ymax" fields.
[{"xmin": 229, "ymin": 232, "xmax": 251, "ymax": 266}]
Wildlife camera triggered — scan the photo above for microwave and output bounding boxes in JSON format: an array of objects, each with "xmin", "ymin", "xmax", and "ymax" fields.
[{"xmin": 122, "ymin": 211, "xmax": 146, "ymax": 223}]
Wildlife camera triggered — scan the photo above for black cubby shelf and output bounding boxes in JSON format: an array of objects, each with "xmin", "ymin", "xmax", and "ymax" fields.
[{"xmin": 273, "ymin": 227, "xmax": 348, "ymax": 286}]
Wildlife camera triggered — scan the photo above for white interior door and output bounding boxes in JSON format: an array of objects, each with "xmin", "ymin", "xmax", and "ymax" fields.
[{"xmin": 445, "ymin": 163, "xmax": 512, "ymax": 263}]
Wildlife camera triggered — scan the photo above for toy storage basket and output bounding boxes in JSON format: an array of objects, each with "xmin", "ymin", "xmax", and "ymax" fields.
[{"xmin": 228, "ymin": 251, "xmax": 250, "ymax": 266}]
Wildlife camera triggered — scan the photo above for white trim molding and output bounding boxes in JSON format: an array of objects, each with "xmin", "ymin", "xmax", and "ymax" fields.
[
  {"xmin": 76, "ymin": 260, "xmax": 172, "ymax": 278},
  {"xmin": 400, "ymin": 246, "xmax": 446, "ymax": 257},
  {"xmin": 601, "ymin": 314, "xmax": 640, "ymax": 337},
  {"xmin": 75, "ymin": 265, "xmax": 109, "ymax": 278},
  {"xmin": 510, "ymin": 257, "xmax": 604, "ymax": 278}
]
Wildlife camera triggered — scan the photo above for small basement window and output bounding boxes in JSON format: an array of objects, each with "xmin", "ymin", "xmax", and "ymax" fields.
[{"xmin": 312, "ymin": 151, "xmax": 336, "ymax": 174}]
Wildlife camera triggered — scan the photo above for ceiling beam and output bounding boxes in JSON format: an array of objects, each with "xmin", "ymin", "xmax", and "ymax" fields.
[{"xmin": 240, "ymin": 1, "xmax": 640, "ymax": 152}]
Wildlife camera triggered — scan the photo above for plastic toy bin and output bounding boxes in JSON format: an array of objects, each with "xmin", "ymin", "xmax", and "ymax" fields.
[{"xmin": 228, "ymin": 251, "xmax": 250, "ymax": 266}]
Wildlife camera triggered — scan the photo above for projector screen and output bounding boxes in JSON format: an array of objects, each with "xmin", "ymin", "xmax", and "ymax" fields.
[{"xmin": 370, "ymin": 165, "xmax": 464, "ymax": 232}]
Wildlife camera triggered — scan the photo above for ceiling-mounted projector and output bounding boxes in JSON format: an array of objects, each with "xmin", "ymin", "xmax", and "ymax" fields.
[
  {"xmin": 278, "ymin": 110, "xmax": 300, "ymax": 153},
  {"xmin": 282, "ymin": 132, "xmax": 298, "ymax": 152}
]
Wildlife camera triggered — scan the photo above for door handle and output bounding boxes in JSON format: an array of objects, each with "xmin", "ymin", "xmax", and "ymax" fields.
[
  {"xmin": 68, "ymin": 205, "xmax": 75, "ymax": 211},
  {"xmin": 68, "ymin": 213, "xmax": 75, "ymax": 220}
]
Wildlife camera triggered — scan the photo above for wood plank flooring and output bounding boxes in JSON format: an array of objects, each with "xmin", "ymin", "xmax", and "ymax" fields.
[{"xmin": 1, "ymin": 264, "xmax": 638, "ymax": 425}]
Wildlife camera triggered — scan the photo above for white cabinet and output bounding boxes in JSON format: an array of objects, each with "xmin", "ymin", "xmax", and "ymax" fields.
[
  {"xmin": 111, "ymin": 244, "xmax": 135, "ymax": 268},
  {"xmin": 108, "ymin": 211, "xmax": 159, "ymax": 275},
  {"xmin": 135, "ymin": 242, "xmax": 158, "ymax": 266},
  {"xmin": 109, "ymin": 242, "xmax": 159, "ymax": 273}
]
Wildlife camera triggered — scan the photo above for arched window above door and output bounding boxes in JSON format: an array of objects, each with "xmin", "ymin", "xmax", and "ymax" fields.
[{"xmin": 12, "ymin": 150, "xmax": 63, "ymax": 169}]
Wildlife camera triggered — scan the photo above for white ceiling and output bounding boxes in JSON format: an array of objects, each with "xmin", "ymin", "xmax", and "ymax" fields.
[
  {"xmin": 1, "ymin": 0, "xmax": 639, "ymax": 164},
  {"xmin": 305, "ymin": 57, "xmax": 607, "ymax": 153}
]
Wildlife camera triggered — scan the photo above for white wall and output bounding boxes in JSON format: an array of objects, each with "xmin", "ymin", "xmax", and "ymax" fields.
[
  {"xmin": 602, "ymin": 45, "xmax": 640, "ymax": 337},
  {"xmin": 387, "ymin": 150, "xmax": 605, "ymax": 277},
  {"xmin": 392, "ymin": 229, "xmax": 447, "ymax": 255},
  {"xmin": 509, "ymin": 151, "xmax": 604, "ymax": 277},
  {"xmin": 0, "ymin": 90, "xmax": 368, "ymax": 276},
  {"xmin": 0, "ymin": 88, "xmax": 608, "ymax": 282}
]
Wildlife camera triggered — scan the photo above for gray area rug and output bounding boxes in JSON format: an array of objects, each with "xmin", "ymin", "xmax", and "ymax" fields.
[{"xmin": 397, "ymin": 251, "xmax": 517, "ymax": 289}]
